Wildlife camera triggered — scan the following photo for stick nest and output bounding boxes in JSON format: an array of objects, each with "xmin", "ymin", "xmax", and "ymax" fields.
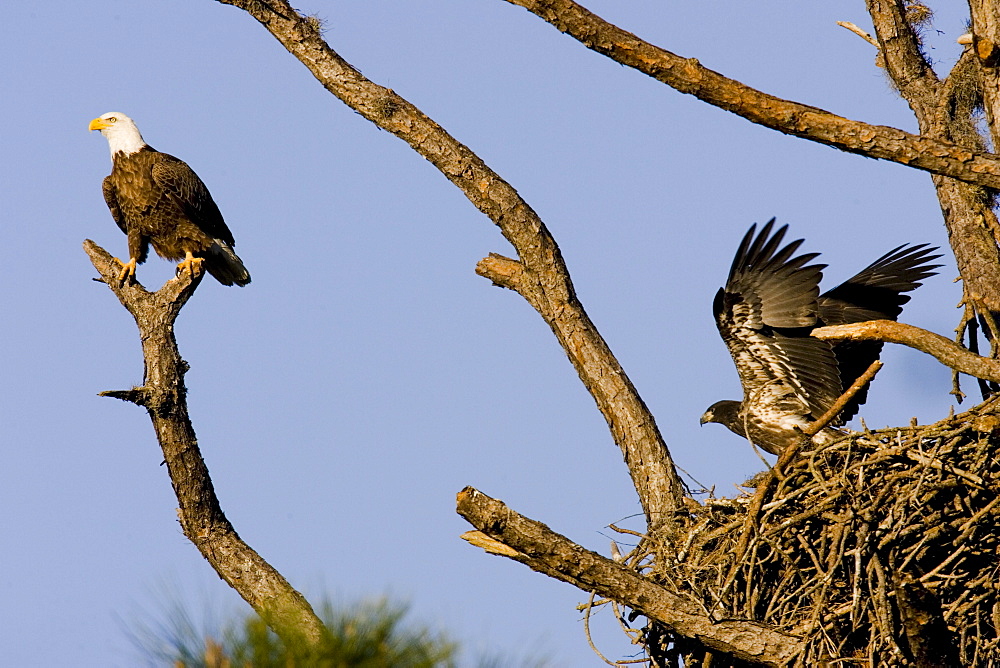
[{"xmin": 644, "ymin": 398, "xmax": 1000, "ymax": 667}]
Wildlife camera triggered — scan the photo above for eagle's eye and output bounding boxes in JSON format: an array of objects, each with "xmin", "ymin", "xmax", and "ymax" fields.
[{"xmin": 107, "ymin": 117, "xmax": 117, "ymax": 123}]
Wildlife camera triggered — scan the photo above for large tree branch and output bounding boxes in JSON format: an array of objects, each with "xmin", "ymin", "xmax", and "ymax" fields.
[
  {"xmin": 865, "ymin": 2, "xmax": 1000, "ymax": 329},
  {"xmin": 84, "ymin": 240, "xmax": 325, "ymax": 647},
  {"xmin": 214, "ymin": 0, "xmax": 684, "ymax": 529},
  {"xmin": 497, "ymin": 0, "xmax": 1000, "ymax": 189},
  {"xmin": 456, "ymin": 487, "xmax": 803, "ymax": 666},
  {"xmin": 812, "ymin": 320, "xmax": 1000, "ymax": 383},
  {"xmin": 864, "ymin": 0, "xmax": 938, "ymax": 111}
]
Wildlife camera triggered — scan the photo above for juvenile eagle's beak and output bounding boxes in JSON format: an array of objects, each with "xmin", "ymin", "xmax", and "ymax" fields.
[
  {"xmin": 89, "ymin": 117, "xmax": 111, "ymax": 131},
  {"xmin": 699, "ymin": 410, "xmax": 712, "ymax": 426}
]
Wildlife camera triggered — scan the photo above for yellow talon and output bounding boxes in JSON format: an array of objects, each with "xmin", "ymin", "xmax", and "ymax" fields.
[
  {"xmin": 176, "ymin": 251, "xmax": 204, "ymax": 279},
  {"xmin": 115, "ymin": 257, "xmax": 137, "ymax": 285}
]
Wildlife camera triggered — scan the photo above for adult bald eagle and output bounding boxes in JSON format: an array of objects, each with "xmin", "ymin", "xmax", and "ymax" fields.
[
  {"xmin": 700, "ymin": 220, "xmax": 940, "ymax": 455},
  {"xmin": 89, "ymin": 112, "xmax": 250, "ymax": 287}
]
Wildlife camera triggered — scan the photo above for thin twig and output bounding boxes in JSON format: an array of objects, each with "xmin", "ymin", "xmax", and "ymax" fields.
[{"xmin": 583, "ymin": 592, "xmax": 622, "ymax": 667}]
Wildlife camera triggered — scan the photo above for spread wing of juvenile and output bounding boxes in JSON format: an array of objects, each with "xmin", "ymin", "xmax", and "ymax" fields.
[
  {"xmin": 818, "ymin": 244, "xmax": 941, "ymax": 421},
  {"xmin": 701, "ymin": 221, "xmax": 940, "ymax": 455},
  {"xmin": 89, "ymin": 112, "xmax": 250, "ymax": 287}
]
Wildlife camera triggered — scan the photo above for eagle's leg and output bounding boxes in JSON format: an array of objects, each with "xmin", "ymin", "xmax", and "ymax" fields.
[
  {"xmin": 176, "ymin": 251, "xmax": 204, "ymax": 279},
  {"xmin": 114, "ymin": 257, "xmax": 138, "ymax": 285}
]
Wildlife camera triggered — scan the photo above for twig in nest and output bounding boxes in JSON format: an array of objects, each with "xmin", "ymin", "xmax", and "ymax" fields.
[
  {"xmin": 576, "ymin": 598, "xmax": 612, "ymax": 611},
  {"xmin": 906, "ymin": 450, "xmax": 985, "ymax": 487},
  {"xmin": 611, "ymin": 601, "xmax": 644, "ymax": 644},
  {"xmin": 954, "ymin": 298, "xmax": 978, "ymax": 402},
  {"xmin": 609, "ymin": 524, "xmax": 647, "ymax": 540}
]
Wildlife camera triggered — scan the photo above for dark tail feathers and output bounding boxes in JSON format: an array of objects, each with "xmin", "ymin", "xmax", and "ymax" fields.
[{"xmin": 204, "ymin": 240, "xmax": 251, "ymax": 287}]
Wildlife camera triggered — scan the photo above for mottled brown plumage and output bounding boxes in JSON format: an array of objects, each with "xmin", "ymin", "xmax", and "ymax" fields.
[
  {"xmin": 90, "ymin": 112, "xmax": 250, "ymax": 286},
  {"xmin": 700, "ymin": 220, "xmax": 940, "ymax": 455}
]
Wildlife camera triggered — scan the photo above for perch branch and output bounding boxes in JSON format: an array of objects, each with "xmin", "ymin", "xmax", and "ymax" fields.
[
  {"xmin": 456, "ymin": 487, "xmax": 803, "ymax": 666},
  {"xmin": 812, "ymin": 320, "xmax": 1000, "ymax": 383},
  {"xmin": 214, "ymin": 0, "xmax": 684, "ymax": 529},
  {"xmin": 496, "ymin": 0, "xmax": 1000, "ymax": 190},
  {"xmin": 84, "ymin": 240, "xmax": 325, "ymax": 647}
]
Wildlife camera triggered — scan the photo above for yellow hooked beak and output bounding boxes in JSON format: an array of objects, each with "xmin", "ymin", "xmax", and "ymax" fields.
[{"xmin": 89, "ymin": 117, "xmax": 112, "ymax": 131}]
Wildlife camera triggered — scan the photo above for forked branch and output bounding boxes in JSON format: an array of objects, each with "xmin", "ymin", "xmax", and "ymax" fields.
[{"xmin": 84, "ymin": 240, "xmax": 324, "ymax": 648}]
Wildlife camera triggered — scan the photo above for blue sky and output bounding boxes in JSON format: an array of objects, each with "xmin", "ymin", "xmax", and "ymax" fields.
[{"xmin": 0, "ymin": 2, "xmax": 974, "ymax": 665}]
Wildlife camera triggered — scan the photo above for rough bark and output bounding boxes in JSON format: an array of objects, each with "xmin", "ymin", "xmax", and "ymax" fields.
[
  {"xmin": 214, "ymin": 0, "xmax": 684, "ymax": 530},
  {"xmin": 968, "ymin": 0, "xmax": 1000, "ymax": 146},
  {"xmin": 497, "ymin": 0, "xmax": 1000, "ymax": 190},
  {"xmin": 866, "ymin": 0, "xmax": 1000, "ymax": 327},
  {"xmin": 456, "ymin": 487, "xmax": 803, "ymax": 666},
  {"xmin": 84, "ymin": 240, "xmax": 324, "ymax": 648}
]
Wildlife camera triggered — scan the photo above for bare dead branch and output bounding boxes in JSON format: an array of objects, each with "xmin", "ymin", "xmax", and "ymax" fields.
[
  {"xmin": 501, "ymin": 0, "xmax": 1000, "ymax": 324},
  {"xmin": 813, "ymin": 319, "xmax": 1000, "ymax": 383},
  {"xmin": 456, "ymin": 486, "xmax": 803, "ymax": 665},
  {"xmin": 495, "ymin": 0, "xmax": 1000, "ymax": 190},
  {"xmin": 837, "ymin": 21, "xmax": 880, "ymax": 49},
  {"xmin": 214, "ymin": 0, "xmax": 684, "ymax": 529},
  {"xmin": 84, "ymin": 239, "xmax": 325, "ymax": 648}
]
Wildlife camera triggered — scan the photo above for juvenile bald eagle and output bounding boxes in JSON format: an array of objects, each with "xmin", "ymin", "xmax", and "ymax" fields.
[
  {"xmin": 700, "ymin": 220, "xmax": 940, "ymax": 455},
  {"xmin": 89, "ymin": 112, "xmax": 250, "ymax": 286}
]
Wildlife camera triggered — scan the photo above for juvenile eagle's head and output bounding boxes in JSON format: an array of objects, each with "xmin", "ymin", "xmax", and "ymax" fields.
[{"xmin": 89, "ymin": 112, "xmax": 146, "ymax": 157}]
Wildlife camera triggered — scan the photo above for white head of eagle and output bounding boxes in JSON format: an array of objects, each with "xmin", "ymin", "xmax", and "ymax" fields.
[
  {"xmin": 89, "ymin": 112, "xmax": 251, "ymax": 287},
  {"xmin": 90, "ymin": 112, "xmax": 146, "ymax": 157}
]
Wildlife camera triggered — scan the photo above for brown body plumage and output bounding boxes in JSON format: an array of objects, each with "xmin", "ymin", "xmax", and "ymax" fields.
[{"xmin": 90, "ymin": 112, "xmax": 250, "ymax": 286}]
